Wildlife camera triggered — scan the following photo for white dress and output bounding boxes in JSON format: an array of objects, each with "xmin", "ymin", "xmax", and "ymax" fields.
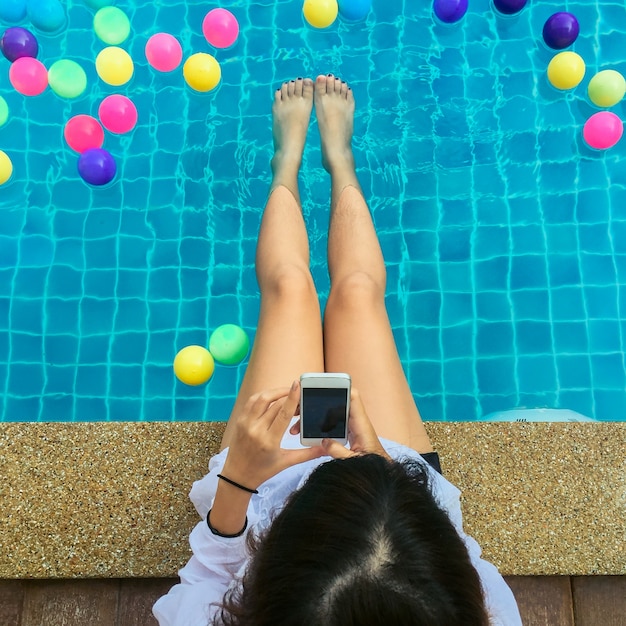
[{"xmin": 153, "ymin": 421, "xmax": 522, "ymax": 626}]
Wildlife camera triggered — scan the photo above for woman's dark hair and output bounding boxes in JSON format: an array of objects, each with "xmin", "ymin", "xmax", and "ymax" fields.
[{"xmin": 215, "ymin": 454, "xmax": 489, "ymax": 626}]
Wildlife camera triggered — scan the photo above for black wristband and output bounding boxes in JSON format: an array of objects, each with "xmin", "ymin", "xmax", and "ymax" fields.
[
  {"xmin": 217, "ymin": 473, "xmax": 259, "ymax": 494},
  {"xmin": 207, "ymin": 508, "xmax": 248, "ymax": 538}
]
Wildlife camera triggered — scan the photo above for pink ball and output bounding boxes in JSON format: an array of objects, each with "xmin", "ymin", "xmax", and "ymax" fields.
[
  {"xmin": 583, "ymin": 111, "xmax": 623, "ymax": 150},
  {"xmin": 145, "ymin": 33, "xmax": 183, "ymax": 72},
  {"xmin": 202, "ymin": 8, "xmax": 239, "ymax": 48},
  {"xmin": 9, "ymin": 57, "xmax": 48, "ymax": 96},
  {"xmin": 98, "ymin": 94, "xmax": 138, "ymax": 134},
  {"xmin": 64, "ymin": 115, "xmax": 105, "ymax": 153}
]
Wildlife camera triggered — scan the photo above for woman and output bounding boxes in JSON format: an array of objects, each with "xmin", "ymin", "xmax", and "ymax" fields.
[{"xmin": 153, "ymin": 75, "xmax": 522, "ymax": 625}]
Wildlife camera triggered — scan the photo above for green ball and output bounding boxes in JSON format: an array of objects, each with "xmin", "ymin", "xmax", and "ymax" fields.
[
  {"xmin": 588, "ymin": 69, "xmax": 626, "ymax": 108},
  {"xmin": 0, "ymin": 97, "xmax": 8, "ymax": 127},
  {"xmin": 209, "ymin": 324, "xmax": 250, "ymax": 365},
  {"xmin": 94, "ymin": 6, "xmax": 131, "ymax": 45},
  {"xmin": 48, "ymin": 60, "xmax": 88, "ymax": 99}
]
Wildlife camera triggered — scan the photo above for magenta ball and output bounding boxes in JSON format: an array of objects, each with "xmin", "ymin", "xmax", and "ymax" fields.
[
  {"xmin": 493, "ymin": 0, "xmax": 527, "ymax": 15},
  {"xmin": 145, "ymin": 33, "xmax": 183, "ymax": 72},
  {"xmin": 583, "ymin": 112, "xmax": 623, "ymax": 150},
  {"xmin": 9, "ymin": 57, "xmax": 47, "ymax": 96},
  {"xmin": 202, "ymin": 8, "xmax": 239, "ymax": 48},
  {"xmin": 433, "ymin": 0, "xmax": 468, "ymax": 24},
  {"xmin": 64, "ymin": 115, "xmax": 105, "ymax": 153},
  {"xmin": 78, "ymin": 148, "xmax": 117, "ymax": 186},
  {"xmin": 543, "ymin": 12, "xmax": 579, "ymax": 50},
  {"xmin": 0, "ymin": 27, "xmax": 39, "ymax": 62},
  {"xmin": 98, "ymin": 95, "xmax": 138, "ymax": 134}
]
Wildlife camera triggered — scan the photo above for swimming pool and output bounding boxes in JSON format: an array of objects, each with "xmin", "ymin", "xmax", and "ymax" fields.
[{"xmin": 1, "ymin": 0, "xmax": 625, "ymax": 422}]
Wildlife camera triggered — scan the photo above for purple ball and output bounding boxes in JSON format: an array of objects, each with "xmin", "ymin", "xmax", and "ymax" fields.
[
  {"xmin": 434, "ymin": 0, "xmax": 468, "ymax": 24},
  {"xmin": 543, "ymin": 12, "xmax": 579, "ymax": 50},
  {"xmin": 493, "ymin": 0, "xmax": 528, "ymax": 15},
  {"xmin": 78, "ymin": 148, "xmax": 117, "ymax": 186},
  {"xmin": 0, "ymin": 27, "xmax": 39, "ymax": 63}
]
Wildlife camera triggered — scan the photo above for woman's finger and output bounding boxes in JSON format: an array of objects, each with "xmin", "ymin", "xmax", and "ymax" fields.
[
  {"xmin": 269, "ymin": 380, "xmax": 301, "ymax": 436},
  {"xmin": 281, "ymin": 445, "xmax": 325, "ymax": 468},
  {"xmin": 322, "ymin": 438, "xmax": 353, "ymax": 459},
  {"xmin": 289, "ymin": 418, "xmax": 301, "ymax": 435},
  {"xmin": 246, "ymin": 387, "xmax": 291, "ymax": 419}
]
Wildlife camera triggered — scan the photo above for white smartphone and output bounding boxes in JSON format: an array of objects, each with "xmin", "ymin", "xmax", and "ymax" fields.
[{"xmin": 299, "ymin": 373, "xmax": 351, "ymax": 447}]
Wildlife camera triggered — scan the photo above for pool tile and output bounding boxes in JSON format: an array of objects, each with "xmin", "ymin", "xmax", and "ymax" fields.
[{"xmin": 2, "ymin": 0, "xmax": 626, "ymax": 422}]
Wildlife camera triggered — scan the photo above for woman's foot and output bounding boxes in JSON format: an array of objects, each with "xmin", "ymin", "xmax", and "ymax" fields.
[
  {"xmin": 313, "ymin": 74, "xmax": 356, "ymax": 174},
  {"xmin": 271, "ymin": 78, "xmax": 314, "ymax": 182}
]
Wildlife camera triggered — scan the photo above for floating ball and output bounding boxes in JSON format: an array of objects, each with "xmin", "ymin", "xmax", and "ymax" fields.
[
  {"xmin": 77, "ymin": 148, "xmax": 117, "ymax": 185},
  {"xmin": 202, "ymin": 8, "xmax": 239, "ymax": 48},
  {"xmin": 0, "ymin": 27, "xmax": 38, "ymax": 62},
  {"xmin": 98, "ymin": 94, "xmax": 137, "ymax": 134},
  {"xmin": 588, "ymin": 70, "xmax": 626, "ymax": 108},
  {"xmin": 0, "ymin": 150, "xmax": 13, "ymax": 186},
  {"xmin": 433, "ymin": 0, "xmax": 468, "ymax": 24},
  {"xmin": 209, "ymin": 324, "xmax": 250, "ymax": 366},
  {"xmin": 27, "ymin": 0, "xmax": 66, "ymax": 33},
  {"xmin": 183, "ymin": 53, "xmax": 221, "ymax": 92},
  {"xmin": 0, "ymin": 96, "xmax": 8, "ymax": 127},
  {"xmin": 337, "ymin": 0, "xmax": 371, "ymax": 21},
  {"xmin": 547, "ymin": 51, "xmax": 585, "ymax": 90},
  {"xmin": 9, "ymin": 57, "xmax": 48, "ymax": 96},
  {"xmin": 492, "ymin": 0, "xmax": 527, "ymax": 15},
  {"xmin": 145, "ymin": 33, "xmax": 182, "ymax": 72},
  {"xmin": 95, "ymin": 46, "xmax": 134, "ymax": 86},
  {"xmin": 583, "ymin": 112, "xmax": 623, "ymax": 150},
  {"xmin": 64, "ymin": 115, "xmax": 105, "ymax": 153},
  {"xmin": 303, "ymin": 0, "xmax": 339, "ymax": 28},
  {"xmin": 48, "ymin": 59, "xmax": 87, "ymax": 99},
  {"xmin": 0, "ymin": 0, "xmax": 28, "ymax": 23},
  {"xmin": 542, "ymin": 12, "xmax": 579, "ymax": 50},
  {"xmin": 93, "ymin": 6, "xmax": 130, "ymax": 45},
  {"xmin": 174, "ymin": 345, "xmax": 215, "ymax": 386}
]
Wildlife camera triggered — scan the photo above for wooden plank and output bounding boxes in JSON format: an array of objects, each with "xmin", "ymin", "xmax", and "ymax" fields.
[
  {"xmin": 572, "ymin": 576, "xmax": 626, "ymax": 626},
  {"xmin": 0, "ymin": 580, "xmax": 25, "ymax": 626},
  {"xmin": 118, "ymin": 578, "xmax": 177, "ymax": 626},
  {"xmin": 21, "ymin": 579, "xmax": 119, "ymax": 626},
  {"xmin": 504, "ymin": 576, "xmax": 574, "ymax": 626}
]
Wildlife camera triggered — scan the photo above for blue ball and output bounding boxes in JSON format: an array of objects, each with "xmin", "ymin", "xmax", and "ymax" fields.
[
  {"xmin": 0, "ymin": 0, "xmax": 27, "ymax": 23},
  {"xmin": 338, "ymin": 0, "xmax": 371, "ymax": 22},
  {"xmin": 78, "ymin": 149, "xmax": 117, "ymax": 186},
  {"xmin": 26, "ymin": 0, "xmax": 66, "ymax": 33},
  {"xmin": 433, "ymin": 0, "xmax": 468, "ymax": 24}
]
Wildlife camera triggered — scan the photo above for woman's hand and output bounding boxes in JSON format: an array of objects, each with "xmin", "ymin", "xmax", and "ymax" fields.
[
  {"xmin": 221, "ymin": 380, "xmax": 325, "ymax": 491},
  {"xmin": 291, "ymin": 387, "xmax": 391, "ymax": 461}
]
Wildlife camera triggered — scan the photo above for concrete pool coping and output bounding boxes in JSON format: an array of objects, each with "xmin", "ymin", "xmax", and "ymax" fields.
[{"xmin": 0, "ymin": 422, "xmax": 624, "ymax": 578}]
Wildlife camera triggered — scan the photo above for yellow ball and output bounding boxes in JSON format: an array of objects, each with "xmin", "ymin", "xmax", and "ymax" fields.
[
  {"xmin": 303, "ymin": 0, "xmax": 338, "ymax": 28},
  {"xmin": 183, "ymin": 53, "xmax": 221, "ymax": 92},
  {"xmin": 547, "ymin": 51, "xmax": 585, "ymax": 90},
  {"xmin": 588, "ymin": 69, "xmax": 626, "ymax": 108},
  {"xmin": 174, "ymin": 345, "xmax": 215, "ymax": 386},
  {"xmin": 96, "ymin": 46, "xmax": 134, "ymax": 86},
  {"xmin": 0, "ymin": 150, "xmax": 13, "ymax": 186}
]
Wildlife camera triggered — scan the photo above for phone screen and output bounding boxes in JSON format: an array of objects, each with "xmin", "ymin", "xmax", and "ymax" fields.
[{"xmin": 302, "ymin": 387, "xmax": 348, "ymax": 439}]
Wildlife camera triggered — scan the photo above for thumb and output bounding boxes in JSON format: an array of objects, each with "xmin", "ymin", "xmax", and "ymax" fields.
[{"xmin": 322, "ymin": 438, "xmax": 353, "ymax": 459}]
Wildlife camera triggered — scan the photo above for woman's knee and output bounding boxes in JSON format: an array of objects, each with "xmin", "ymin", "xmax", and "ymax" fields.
[
  {"xmin": 259, "ymin": 263, "xmax": 317, "ymax": 302},
  {"xmin": 327, "ymin": 271, "xmax": 386, "ymax": 311}
]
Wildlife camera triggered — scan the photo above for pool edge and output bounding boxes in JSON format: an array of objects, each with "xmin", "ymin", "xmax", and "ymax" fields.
[{"xmin": 0, "ymin": 421, "xmax": 624, "ymax": 578}]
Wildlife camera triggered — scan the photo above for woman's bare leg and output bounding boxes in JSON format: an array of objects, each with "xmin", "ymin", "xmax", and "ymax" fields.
[
  {"xmin": 316, "ymin": 74, "xmax": 433, "ymax": 454},
  {"xmin": 221, "ymin": 78, "xmax": 324, "ymax": 450}
]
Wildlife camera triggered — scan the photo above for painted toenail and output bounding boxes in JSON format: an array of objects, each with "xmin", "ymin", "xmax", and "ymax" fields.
[{"xmin": 327, "ymin": 73, "xmax": 332, "ymax": 76}]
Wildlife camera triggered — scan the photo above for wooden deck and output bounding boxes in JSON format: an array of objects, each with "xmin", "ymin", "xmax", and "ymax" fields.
[{"xmin": 1, "ymin": 576, "xmax": 625, "ymax": 625}]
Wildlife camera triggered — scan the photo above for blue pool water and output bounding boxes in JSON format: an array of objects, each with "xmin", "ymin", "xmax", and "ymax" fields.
[{"xmin": 1, "ymin": 0, "xmax": 625, "ymax": 422}]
